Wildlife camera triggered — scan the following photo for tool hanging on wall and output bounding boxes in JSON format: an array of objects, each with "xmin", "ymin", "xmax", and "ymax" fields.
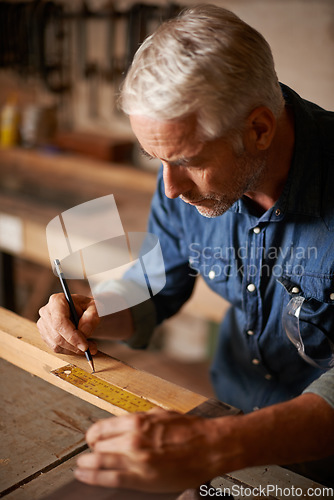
[
  {"xmin": 0, "ymin": 0, "xmax": 181, "ymax": 115},
  {"xmin": 0, "ymin": 0, "xmax": 72, "ymax": 94},
  {"xmin": 76, "ymin": 2, "xmax": 106, "ymax": 118},
  {"xmin": 76, "ymin": 1, "xmax": 98, "ymax": 117},
  {"xmin": 35, "ymin": 1, "xmax": 72, "ymax": 93},
  {"xmin": 125, "ymin": 2, "xmax": 180, "ymax": 76}
]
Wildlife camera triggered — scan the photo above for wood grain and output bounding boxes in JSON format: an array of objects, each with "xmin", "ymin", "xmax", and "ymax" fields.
[
  {"xmin": 4, "ymin": 455, "xmax": 84, "ymax": 500},
  {"xmin": 0, "ymin": 358, "xmax": 109, "ymax": 496},
  {"xmin": 0, "ymin": 307, "xmax": 207, "ymax": 415},
  {"xmin": 1, "ymin": 310, "xmax": 328, "ymax": 498}
]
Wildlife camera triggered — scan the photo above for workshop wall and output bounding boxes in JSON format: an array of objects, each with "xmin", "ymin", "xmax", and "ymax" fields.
[
  {"xmin": 0, "ymin": 0, "xmax": 333, "ymax": 148},
  {"xmin": 53, "ymin": 0, "xmax": 334, "ymax": 135},
  {"xmin": 213, "ymin": 0, "xmax": 334, "ymax": 111}
]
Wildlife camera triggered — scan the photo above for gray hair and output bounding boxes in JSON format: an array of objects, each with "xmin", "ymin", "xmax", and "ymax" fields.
[{"xmin": 119, "ymin": 4, "xmax": 285, "ymax": 141}]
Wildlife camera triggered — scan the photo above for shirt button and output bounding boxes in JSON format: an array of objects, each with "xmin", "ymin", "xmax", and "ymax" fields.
[
  {"xmin": 291, "ymin": 286, "xmax": 300, "ymax": 294},
  {"xmin": 253, "ymin": 406, "xmax": 260, "ymax": 411},
  {"xmin": 247, "ymin": 283, "xmax": 256, "ymax": 293},
  {"xmin": 247, "ymin": 330, "xmax": 254, "ymax": 336},
  {"xmin": 275, "ymin": 208, "xmax": 281, "ymax": 216},
  {"xmin": 208, "ymin": 270, "xmax": 215, "ymax": 280},
  {"xmin": 330, "ymin": 293, "xmax": 334, "ymax": 301},
  {"xmin": 265, "ymin": 374, "xmax": 272, "ymax": 380},
  {"xmin": 253, "ymin": 226, "xmax": 260, "ymax": 234},
  {"xmin": 252, "ymin": 358, "xmax": 260, "ymax": 365}
]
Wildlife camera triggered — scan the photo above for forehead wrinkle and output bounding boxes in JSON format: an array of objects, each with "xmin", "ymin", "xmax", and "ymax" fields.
[
  {"xmin": 131, "ymin": 114, "xmax": 204, "ymax": 163},
  {"xmin": 146, "ymin": 129, "xmax": 204, "ymax": 163},
  {"xmin": 140, "ymin": 143, "xmax": 201, "ymax": 166}
]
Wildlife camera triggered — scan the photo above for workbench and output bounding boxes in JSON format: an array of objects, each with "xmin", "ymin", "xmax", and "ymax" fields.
[{"xmin": 1, "ymin": 307, "xmax": 331, "ymax": 500}]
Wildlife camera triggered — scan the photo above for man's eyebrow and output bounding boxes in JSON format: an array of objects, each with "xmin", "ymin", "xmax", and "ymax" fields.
[{"xmin": 139, "ymin": 146, "xmax": 194, "ymax": 166}]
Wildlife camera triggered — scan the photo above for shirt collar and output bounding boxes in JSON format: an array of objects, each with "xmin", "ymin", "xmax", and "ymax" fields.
[{"xmin": 278, "ymin": 84, "xmax": 322, "ymax": 218}]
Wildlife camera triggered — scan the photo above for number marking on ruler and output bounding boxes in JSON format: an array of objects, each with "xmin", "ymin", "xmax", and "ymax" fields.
[{"xmin": 52, "ymin": 365, "xmax": 159, "ymax": 413}]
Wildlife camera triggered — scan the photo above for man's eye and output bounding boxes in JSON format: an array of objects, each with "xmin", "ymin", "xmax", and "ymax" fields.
[{"xmin": 140, "ymin": 148, "xmax": 155, "ymax": 161}]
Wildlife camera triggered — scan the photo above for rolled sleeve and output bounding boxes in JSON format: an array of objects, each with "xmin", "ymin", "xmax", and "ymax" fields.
[
  {"xmin": 94, "ymin": 278, "xmax": 157, "ymax": 349},
  {"xmin": 302, "ymin": 367, "xmax": 334, "ymax": 409},
  {"xmin": 126, "ymin": 298, "xmax": 157, "ymax": 349}
]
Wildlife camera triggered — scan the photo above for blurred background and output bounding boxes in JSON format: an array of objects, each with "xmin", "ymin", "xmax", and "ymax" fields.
[{"xmin": 0, "ymin": 0, "xmax": 333, "ymax": 396}]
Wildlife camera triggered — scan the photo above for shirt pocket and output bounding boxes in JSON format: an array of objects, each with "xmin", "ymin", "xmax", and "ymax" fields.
[
  {"xmin": 188, "ymin": 243, "xmax": 243, "ymax": 305},
  {"xmin": 278, "ymin": 274, "xmax": 334, "ymax": 363}
]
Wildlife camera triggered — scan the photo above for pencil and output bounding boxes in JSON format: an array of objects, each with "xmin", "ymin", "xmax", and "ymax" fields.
[{"xmin": 54, "ymin": 259, "xmax": 95, "ymax": 373}]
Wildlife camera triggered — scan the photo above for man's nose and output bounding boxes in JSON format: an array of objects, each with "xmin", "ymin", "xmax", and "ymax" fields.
[{"xmin": 162, "ymin": 163, "xmax": 193, "ymax": 199}]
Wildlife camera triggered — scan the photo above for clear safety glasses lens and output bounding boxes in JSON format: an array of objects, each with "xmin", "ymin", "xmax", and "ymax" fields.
[{"xmin": 283, "ymin": 295, "xmax": 334, "ymax": 370}]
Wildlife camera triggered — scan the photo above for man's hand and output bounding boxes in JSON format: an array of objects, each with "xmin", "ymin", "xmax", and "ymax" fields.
[
  {"xmin": 37, "ymin": 292, "xmax": 135, "ymax": 354},
  {"xmin": 74, "ymin": 409, "xmax": 234, "ymax": 493},
  {"xmin": 37, "ymin": 293, "xmax": 100, "ymax": 355},
  {"xmin": 74, "ymin": 394, "xmax": 334, "ymax": 493}
]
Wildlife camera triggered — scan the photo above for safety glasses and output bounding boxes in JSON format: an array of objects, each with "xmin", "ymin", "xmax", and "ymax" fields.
[{"xmin": 283, "ymin": 295, "xmax": 334, "ymax": 370}]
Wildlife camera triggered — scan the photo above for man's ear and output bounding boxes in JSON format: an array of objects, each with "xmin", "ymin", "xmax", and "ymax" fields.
[{"xmin": 244, "ymin": 106, "xmax": 276, "ymax": 152}]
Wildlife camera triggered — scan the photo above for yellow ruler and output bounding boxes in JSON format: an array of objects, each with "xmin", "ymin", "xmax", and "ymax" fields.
[{"xmin": 52, "ymin": 364, "xmax": 159, "ymax": 413}]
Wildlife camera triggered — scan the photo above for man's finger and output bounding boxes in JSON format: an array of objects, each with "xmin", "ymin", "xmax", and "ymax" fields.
[
  {"xmin": 53, "ymin": 295, "xmax": 95, "ymax": 351},
  {"xmin": 37, "ymin": 317, "xmax": 82, "ymax": 354},
  {"xmin": 78, "ymin": 301, "xmax": 100, "ymax": 334},
  {"xmin": 76, "ymin": 451, "xmax": 127, "ymax": 471},
  {"xmin": 74, "ymin": 468, "xmax": 132, "ymax": 489},
  {"xmin": 52, "ymin": 311, "xmax": 89, "ymax": 352},
  {"xmin": 92, "ymin": 435, "xmax": 137, "ymax": 454},
  {"xmin": 87, "ymin": 339, "xmax": 98, "ymax": 355},
  {"xmin": 86, "ymin": 415, "xmax": 143, "ymax": 447}
]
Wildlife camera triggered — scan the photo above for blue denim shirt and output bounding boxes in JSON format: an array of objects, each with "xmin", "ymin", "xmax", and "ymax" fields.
[{"xmin": 130, "ymin": 84, "xmax": 334, "ymax": 414}]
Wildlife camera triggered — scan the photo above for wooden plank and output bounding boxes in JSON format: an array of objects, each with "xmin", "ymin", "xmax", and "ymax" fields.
[
  {"xmin": 0, "ymin": 364, "xmax": 234, "ymax": 500},
  {"xmin": 1, "ymin": 310, "xmax": 328, "ymax": 497},
  {"xmin": 0, "ymin": 358, "xmax": 109, "ymax": 496},
  {"xmin": 38, "ymin": 467, "xmax": 331, "ymax": 500},
  {"xmin": 213, "ymin": 466, "xmax": 332, "ymax": 498},
  {"xmin": 4, "ymin": 455, "xmax": 84, "ymax": 500},
  {"xmin": 0, "ymin": 307, "xmax": 207, "ymax": 415},
  {"xmin": 5, "ymin": 456, "xmax": 180, "ymax": 500},
  {"xmin": 4, "ymin": 384, "xmax": 326, "ymax": 500},
  {"xmin": 41, "ymin": 480, "xmax": 181, "ymax": 500}
]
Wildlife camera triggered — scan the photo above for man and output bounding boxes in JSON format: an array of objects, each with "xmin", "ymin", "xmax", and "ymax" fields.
[{"xmin": 37, "ymin": 5, "xmax": 334, "ymax": 492}]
